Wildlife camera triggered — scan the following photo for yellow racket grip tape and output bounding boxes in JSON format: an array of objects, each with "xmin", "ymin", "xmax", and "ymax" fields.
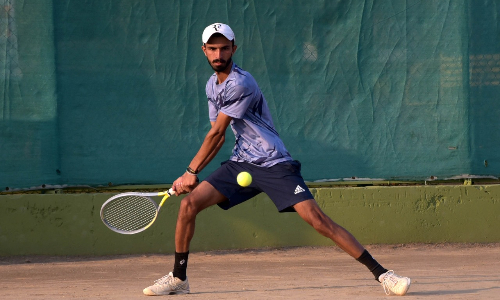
[{"xmin": 158, "ymin": 188, "xmax": 174, "ymax": 207}]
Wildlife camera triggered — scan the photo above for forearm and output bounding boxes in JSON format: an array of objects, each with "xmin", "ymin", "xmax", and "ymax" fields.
[
  {"xmin": 188, "ymin": 129, "xmax": 225, "ymax": 173},
  {"xmin": 197, "ymin": 135, "xmax": 225, "ymax": 171}
]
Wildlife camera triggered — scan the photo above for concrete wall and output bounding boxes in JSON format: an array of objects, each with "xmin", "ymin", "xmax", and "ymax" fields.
[{"xmin": 1, "ymin": 185, "xmax": 499, "ymax": 256}]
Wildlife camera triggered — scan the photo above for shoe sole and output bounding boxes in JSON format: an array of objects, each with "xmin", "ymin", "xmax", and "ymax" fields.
[{"xmin": 143, "ymin": 288, "xmax": 190, "ymax": 296}]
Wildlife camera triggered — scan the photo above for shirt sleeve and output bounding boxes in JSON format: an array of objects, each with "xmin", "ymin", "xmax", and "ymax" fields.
[
  {"xmin": 208, "ymin": 99, "xmax": 218, "ymax": 122},
  {"xmin": 220, "ymin": 81, "xmax": 254, "ymax": 119}
]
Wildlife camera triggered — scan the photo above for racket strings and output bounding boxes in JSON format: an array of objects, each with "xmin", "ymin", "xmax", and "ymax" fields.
[{"xmin": 102, "ymin": 195, "xmax": 157, "ymax": 232}]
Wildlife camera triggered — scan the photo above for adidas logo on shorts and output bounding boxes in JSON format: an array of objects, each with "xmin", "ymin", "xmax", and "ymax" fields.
[{"xmin": 294, "ymin": 185, "xmax": 305, "ymax": 194}]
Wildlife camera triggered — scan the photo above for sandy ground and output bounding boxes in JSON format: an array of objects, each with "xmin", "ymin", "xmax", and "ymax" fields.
[{"xmin": 1, "ymin": 244, "xmax": 499, "ymax": 300}]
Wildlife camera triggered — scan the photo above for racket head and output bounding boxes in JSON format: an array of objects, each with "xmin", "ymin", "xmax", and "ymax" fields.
[{"xmin": 100, "ymin": 193, "xmax": 159, "ymax": 234}]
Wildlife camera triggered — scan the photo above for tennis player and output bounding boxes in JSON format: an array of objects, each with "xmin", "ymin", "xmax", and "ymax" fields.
[{"xmin": 143, "ymin": 23, "xmax": 411, "ymax": 296}]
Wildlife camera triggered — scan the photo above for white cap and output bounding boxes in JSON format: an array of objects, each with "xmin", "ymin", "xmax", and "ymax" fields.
[{"xmin": 202, "ymin": 23, "xmax": 235, "ymax": 44}]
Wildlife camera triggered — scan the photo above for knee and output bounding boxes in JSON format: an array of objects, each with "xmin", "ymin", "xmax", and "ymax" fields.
[
  {"xmin": 296, "ymin": 200, "xmax": 338, "ymax": 236},
  {"xmin": 178, "ymin": 196, "xmax": 200, "ymax": 220},
  {"xmin": 312, "ymin": 213, "xmax": 329, "ymax": 230},
  {"xmin": 308, "ymin": 211, "xmax": 338, "ymax": 236},
  {"xmin": 305, "ymin": 209, "xmax": 326, "ymax": 229}
]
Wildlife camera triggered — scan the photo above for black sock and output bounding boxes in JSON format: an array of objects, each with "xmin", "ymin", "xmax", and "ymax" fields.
[
  {"xmin": 172, "ymin": 251, "xmax": 189, "ymax": 281},
  {"xmin": 356, "ymin": 250, "xmax": 388, "ymax": 281}
]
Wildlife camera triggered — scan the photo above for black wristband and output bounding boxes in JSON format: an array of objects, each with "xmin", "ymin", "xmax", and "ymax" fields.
[{"xmin": 186, "ymin": 166, "xmax": 198, "ymax": 175}]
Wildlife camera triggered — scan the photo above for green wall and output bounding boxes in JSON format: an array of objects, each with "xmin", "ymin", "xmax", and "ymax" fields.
[{"xmin": 1, "ymin": 185, "xmax": 499, "ymax": 256}]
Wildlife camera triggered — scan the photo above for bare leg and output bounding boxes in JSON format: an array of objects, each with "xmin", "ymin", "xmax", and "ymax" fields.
[
  {"xmin": 293, "ymin": 199, "xmax": 365, "ymax": 258},
  {"xmin": 175, "ymin": 181, "xmax": 227, "ymax": 253}
]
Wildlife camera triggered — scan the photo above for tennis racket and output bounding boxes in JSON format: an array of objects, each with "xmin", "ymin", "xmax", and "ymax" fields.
[{"xmin": 100, "ymin": 188, "xmax": 175, "ymax": 234}]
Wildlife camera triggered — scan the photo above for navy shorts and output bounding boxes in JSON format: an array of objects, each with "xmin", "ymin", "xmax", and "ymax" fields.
[{"xmin": 205, "ymin": 160, "xmax": 314, "ymax": 212}]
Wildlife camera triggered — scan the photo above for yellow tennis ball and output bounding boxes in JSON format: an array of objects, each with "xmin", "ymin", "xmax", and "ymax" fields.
[{"xmin": 237, "ymin": 171, "xmax": 252, "ymax": 187}]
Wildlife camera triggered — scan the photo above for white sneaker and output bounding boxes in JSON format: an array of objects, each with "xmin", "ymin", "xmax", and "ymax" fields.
[
  {"xmin": 379, "ymin": 270, "xmax": 411, "ymax": 296},
  {"xmin": 143, "ymin": 272, "xmax": 190, "ymax": 296}
]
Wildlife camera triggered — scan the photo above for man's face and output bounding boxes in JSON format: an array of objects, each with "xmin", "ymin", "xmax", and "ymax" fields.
[{"xmin": 202, "ymin": 35, "xmax": 237, "ymax": 72}]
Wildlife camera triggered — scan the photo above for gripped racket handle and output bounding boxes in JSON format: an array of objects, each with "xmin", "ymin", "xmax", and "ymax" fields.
[{"xmin": 159, "ymin": 188, "xmax": 175, "ymax": 207}]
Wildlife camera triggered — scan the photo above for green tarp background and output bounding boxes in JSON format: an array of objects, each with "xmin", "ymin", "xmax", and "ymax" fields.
[{"xmin": 1, "ymin": 0, "xmax": 499, "ymax": 190}]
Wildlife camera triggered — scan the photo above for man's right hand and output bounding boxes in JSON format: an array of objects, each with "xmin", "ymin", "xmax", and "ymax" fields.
[{"xmin": 172, "ymin": 172, "xmax": 199, "ymax": 195}]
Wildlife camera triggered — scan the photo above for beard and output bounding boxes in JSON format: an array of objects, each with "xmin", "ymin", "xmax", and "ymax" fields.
[{"xmin": 207, "ymin": 56, "xmax": 233, "ymax": 72}]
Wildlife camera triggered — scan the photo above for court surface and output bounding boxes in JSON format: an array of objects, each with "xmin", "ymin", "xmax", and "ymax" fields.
[{"xmin": 1, "ymin": 243, "xmax": 499, "ymax": 299}]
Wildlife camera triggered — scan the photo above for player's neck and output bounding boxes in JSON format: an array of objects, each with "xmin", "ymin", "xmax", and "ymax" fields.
[{"xmin": 215, "ymin": 62, "xmax": 233, "ymax": 84}]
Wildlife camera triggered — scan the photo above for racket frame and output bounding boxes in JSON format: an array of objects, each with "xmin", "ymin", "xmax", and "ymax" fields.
[{"xmin": 100, "ymin": 189, "xmax": 174, "ymax": 235}]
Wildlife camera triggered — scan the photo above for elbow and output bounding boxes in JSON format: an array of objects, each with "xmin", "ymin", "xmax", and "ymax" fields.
[{"xmin": 207, "ymin": 128, "xmax": 226, "ymax": 143}]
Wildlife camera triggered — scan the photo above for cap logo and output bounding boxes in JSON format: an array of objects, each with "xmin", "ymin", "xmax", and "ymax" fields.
[{"xmin": 202, "ymin": 23, "xmax": 234, "ymax": 43}]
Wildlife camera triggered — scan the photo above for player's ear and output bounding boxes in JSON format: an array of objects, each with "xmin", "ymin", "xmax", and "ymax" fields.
[
  {"xmin": 232, "ymin": 44, "xmax": 237, "ymax": 54},
  {"xmin": 202, "ymin": 44, "xmax": 207, "ymax": 56}
]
